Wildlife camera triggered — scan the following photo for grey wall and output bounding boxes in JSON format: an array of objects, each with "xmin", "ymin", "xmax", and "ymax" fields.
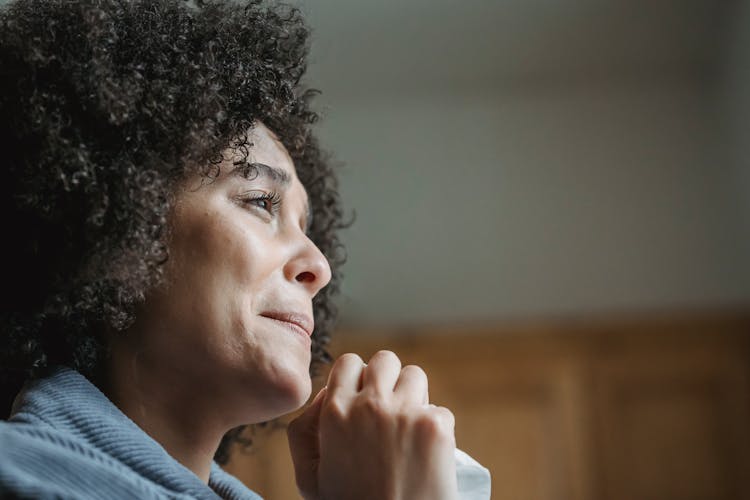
[
  {"xmin": 318, "ymin": 81, "xmax": 750, "ymax": 326},
  {"xmin": 302, "ymin": 1, "xmax": 750, "ymax": 327},
  {"xmin": 723, "ymin": 0, "xmax": 750, "ymax": 238}
]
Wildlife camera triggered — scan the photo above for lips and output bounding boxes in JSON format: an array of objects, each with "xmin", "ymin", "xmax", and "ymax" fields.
[{"xmin": 260, "ymin": 311, "xmax": 314, "ymax": 337}]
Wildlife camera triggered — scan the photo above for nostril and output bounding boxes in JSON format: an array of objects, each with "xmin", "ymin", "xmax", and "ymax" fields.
[{"xmin": 296, "ymin": 271, "xmax": 315, "ymax": 283}]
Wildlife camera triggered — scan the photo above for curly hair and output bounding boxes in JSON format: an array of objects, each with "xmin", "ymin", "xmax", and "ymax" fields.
[{"xmin": 0, "ymin": 0, "xmax": 345, "ymax": 464}]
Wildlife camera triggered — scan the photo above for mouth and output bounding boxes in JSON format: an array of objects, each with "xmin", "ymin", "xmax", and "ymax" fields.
[{"xmin": 259, "ymin": 311, "xmax": 314, "ymax": 338}]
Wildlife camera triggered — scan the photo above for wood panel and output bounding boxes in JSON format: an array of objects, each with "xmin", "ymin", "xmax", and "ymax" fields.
[
  {"xmin": 400, "ymin": 342, "xmax": 588, "ymax": 500},
  {"xmin": 225, "ymin": 312, "xmax": 750, "ymax": 500},
  {"xmin": 588, "ymin": 330, "xmax": 750, "ymax": 500}
]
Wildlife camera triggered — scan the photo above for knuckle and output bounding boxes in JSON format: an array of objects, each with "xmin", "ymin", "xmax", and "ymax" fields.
[
  {"xmin": 414, "ymin": 408, "xmax": 454, "ymax": 443},
  {"xmin": 402, "ymin": 364, "xmax": 427, "ymax": 380},
  {"xmin": 370, "ymin": 349, "xmax": 399, "ymax": 364},
  {"xmin": 415, "ymin": 412, "xmax": 441, "ymax": 433},
  {"xmin": 435, "ymin": 406, "xmax": 455, "ymax": 425},
  {"xmin": 337, "ymin": 352, "xmax": 364, "ymax": 366},
  {"xmin": 359, "ymin": 394, "xmax": 388, "ymax": 416},
  {"xmin": 321, "ymin": 395, "xmax": 349, "ymax": 422}
]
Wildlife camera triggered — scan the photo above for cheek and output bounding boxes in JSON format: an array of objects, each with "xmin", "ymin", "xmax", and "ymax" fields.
[
  {"xmin": 169, "ymin": 207, "xmax": 286, "ymax": 342},
  {"xmin": 173, "ymin": 208, "xmax": 265, "ymax": 285}
]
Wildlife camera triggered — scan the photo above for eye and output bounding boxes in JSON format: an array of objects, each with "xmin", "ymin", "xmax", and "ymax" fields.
[{"xmin": 240, "ymin": 191, "xmax": 282, "ymax": 215}]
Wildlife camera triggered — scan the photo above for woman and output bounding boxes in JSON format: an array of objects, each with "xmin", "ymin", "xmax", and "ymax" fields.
[{"xmin": 0, "ymin": 0, "xmax": 460, "ymax": 498}]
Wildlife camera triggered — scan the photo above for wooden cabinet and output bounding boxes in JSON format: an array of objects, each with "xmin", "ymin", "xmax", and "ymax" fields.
[
  {"xmin": 225, "ymin": 313, "xmax": 750, "ymax": 500},
  {"xmin": 587, "ymin": 326, "xmax": 750, "ymax": 500}
]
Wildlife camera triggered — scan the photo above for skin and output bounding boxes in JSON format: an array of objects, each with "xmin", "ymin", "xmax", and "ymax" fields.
[
  {"xmin": 106, "ymin": 123, "xmax": 331, "ymax": 481},
  {"xmin": 105, "ymin": 123, "xmax": 459, "ymax": 498},
  {"xmin": 289, "ymin": 352, "xmax": 459, "ymax": 500}
]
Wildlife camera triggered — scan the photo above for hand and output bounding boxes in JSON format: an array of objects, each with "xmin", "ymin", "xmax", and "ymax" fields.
[{"xmin": 287, "ymin": 351, "xmax": 458, "ymax": 500}]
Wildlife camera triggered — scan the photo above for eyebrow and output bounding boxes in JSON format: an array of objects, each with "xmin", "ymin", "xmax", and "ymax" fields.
[{"xmin": 232, "ymin": 161, "xmax": 291, "ymax": 187}]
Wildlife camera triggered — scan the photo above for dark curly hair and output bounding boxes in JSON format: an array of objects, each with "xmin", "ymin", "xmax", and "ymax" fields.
[{"xmin": 0, "ymin": 0, "xmax": 345, "ymax": 464}]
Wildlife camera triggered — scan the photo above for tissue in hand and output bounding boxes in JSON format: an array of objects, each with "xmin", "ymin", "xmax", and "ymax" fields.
[{"xmin": 455, "ymin": 448, "xmax": 491, "ymax": 500}]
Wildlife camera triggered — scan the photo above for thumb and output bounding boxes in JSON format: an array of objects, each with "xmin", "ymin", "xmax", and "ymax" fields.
[
  {"xmin": 290, "ymin": 386, "xmax": 326, "ymax": 437},
  {"xmin": 287, "ymin": 387, "xmax": 327, "ymax": 498}
]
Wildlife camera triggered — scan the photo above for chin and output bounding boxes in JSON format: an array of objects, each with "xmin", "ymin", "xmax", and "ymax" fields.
[
  {"xmin": 276, "ymin": 369, "xmax": 313, "ymax": 414},
  {"xmin": 243, "ymin": 365, "xmax": 312, "ymax": 422}
]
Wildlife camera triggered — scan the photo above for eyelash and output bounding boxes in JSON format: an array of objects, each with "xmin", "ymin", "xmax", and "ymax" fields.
[{"xmin": 240, "ymin": 191, "xmax": 282, "ymax": 216}]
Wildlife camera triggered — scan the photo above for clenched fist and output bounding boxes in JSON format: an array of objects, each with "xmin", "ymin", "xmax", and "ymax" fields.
[{"xmin": 287, "ymin": 351, "xmax": 458, "ymax": 500}]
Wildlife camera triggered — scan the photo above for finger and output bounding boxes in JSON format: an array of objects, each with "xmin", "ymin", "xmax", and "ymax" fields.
[
  {"xmin": 428, "ymin": 405, "xmax": 456, "ymax": 445},
  {"xmin": 302, "ymin": 386, "xmax": 328, "ymax": 421},
  {"xmin": 428, "ymin": 405, "xmax": 455, "ymax": 430},
  {"xmin": 393, "ymin": 364, "xmax": 429, "ymax": 406},
  {"xmin": 361, "ymin": 350, "xmax": 401, "ymax": 396},
  {"xmin": 287, "ymin": 387, "xmax": 326, "ymax": 498},
  {"xmin": 287, "ymin": 387, "xmax": 326, "ymax": 448},
  {"xmin": 414, "ymin": 405, "xmax": 456, "ymax": 448},
  {"xmin": 326, "ymin": 353, "xmax": 365, "ymax": 397}
]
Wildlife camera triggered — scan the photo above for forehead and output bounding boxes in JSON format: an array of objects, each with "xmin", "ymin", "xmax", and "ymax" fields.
[
  {"xmin": 244, "ymin": 124, "xmax": 296, "ymax": 178},
  {"xmin": 233, "ymin": 123, "xmax": 309, "ymax": 201}
]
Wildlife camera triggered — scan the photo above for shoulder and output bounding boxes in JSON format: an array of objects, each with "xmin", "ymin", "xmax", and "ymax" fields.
[{"xmin": 0, "ymin": 420, "xmax": 163, "ymax": 499}]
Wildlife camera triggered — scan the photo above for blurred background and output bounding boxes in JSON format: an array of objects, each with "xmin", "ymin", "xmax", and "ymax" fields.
[{"xmin": 225, "ymin": 1, "xmax": 750, "ymax": 499}]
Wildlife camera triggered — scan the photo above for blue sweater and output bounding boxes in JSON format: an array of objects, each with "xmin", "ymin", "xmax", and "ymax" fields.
[{"xmin": 0, "ymin": 367, "xmax": 263, "ymax": 499}]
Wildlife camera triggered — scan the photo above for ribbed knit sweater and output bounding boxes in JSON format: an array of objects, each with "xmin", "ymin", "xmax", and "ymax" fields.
[{"xmin": 0, "ymin": 367, "xmax": 263, "ymax": 499}]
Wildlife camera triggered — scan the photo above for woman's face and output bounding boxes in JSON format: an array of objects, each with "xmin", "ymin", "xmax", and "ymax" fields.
[{"xmin": 122, "ymin": 123, "xmax": 331, "ymax": 424}]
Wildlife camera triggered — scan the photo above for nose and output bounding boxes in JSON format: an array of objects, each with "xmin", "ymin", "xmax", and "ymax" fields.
[{"xmin": 284, "ymin": 232, "xmax": 332, "ymax": 297}]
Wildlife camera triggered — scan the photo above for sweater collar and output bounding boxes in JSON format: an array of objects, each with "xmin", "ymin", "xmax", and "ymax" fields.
[{"xmin": 10, "ymin": 367, "xmax": 259, "ymax": 500}]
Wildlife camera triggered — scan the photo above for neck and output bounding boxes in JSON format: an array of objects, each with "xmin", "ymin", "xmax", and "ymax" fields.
[{"xmin": 104, "ymin": 344, "xmax": 228, "ymax": 483}]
